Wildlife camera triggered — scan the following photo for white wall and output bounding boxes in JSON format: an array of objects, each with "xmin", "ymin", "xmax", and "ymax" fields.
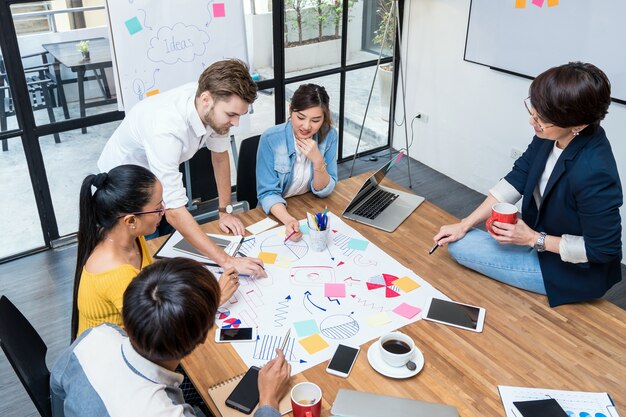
[{"xmin": 396, "ymin": 0, "xmax": 626, "ymax": 248}]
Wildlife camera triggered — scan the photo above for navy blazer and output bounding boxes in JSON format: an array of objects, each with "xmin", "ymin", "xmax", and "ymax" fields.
[{"xmin": 504, "ymin": 127, "xmax": 622, "ymax": 307}]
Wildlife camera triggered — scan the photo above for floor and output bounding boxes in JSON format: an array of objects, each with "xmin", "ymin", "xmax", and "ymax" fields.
[{"xmin": 1, "ymin": 153, "xmax": 624, "ymax": 417}]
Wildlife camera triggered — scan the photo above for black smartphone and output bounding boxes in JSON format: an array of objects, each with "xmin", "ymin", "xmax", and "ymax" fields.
[
  {"xmin": 326, "ymin": 344, "xmax": 360, "ymax": 378},
  {"xmin": 225, "ymin": 366, "xmax": 260, "ymax": 414}
]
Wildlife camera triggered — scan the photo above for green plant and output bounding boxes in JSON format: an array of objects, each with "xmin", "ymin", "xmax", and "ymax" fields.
[
  {"xmin": 373, "ymin": 0, "xmax": 395, "ymax": 49},
  {"xmin": 76, "ymin": 40, "xmax": 90, "ymax": 53}
]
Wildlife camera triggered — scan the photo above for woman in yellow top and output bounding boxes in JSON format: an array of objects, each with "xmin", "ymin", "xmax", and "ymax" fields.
[{"xmin": 72, "ymin": 164, "xmax": 239, "ymax": 340}]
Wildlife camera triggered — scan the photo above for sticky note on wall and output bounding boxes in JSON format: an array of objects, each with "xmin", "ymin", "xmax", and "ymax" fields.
[
  {"xmin": 125, "ymin": 16, "xmax": 143, "ymax": 35},
  {"xmin": 213, "ymin": 3, "xmax": 226, "ymax": 18},
  {"xmin": 515, "ymin": 0, "xmax": 526, "ymax": 8},
  {"xmin": 547, "ymin": 0, "xmax": 558, "ymax": 6}
]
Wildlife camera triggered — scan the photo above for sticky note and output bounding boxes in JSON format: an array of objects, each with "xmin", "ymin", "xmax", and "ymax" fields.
[
  {"xmin": 392, "ymin": 276, "xmax": 420, "ymax": 293},
  {"xmin": 124, "ymin": 16, "xmax": 143, "ymax": 35},
  {"xmin": 324, "ymin": 283, "xmax": 346, "ymax": 298},
  {"xmin": 515, "ymin": 0, "xmax": 526, "ymax": 8},
  {"xmin": 258, "ymin": 252, "xmax": 277, "ymax": 264},
  {"xmin": 392, "ymin": 303, "xmax": 421, "ymax": 320},
  {"xmin": 293, "ymin": 319, "xmax": 319, "ymax": 338},
  {"xmin": 531, "ymin": 0, "xmax": 544, "ymax": 7},
  {"xmin": 367, "ymin": 312, "xmax": 392, "ymax": 327},
  {"xmin": 245, "ymin": 217, "xmax": 278, "ymax": 234},
  {"xmin": 213, "ymin": 3, "xmax": 226, "ymax": 18},
  {"xmin": 299, "ymin": 222, "xmax": 309, "ymax": 235},
  {"xmin": 146, "ymin": 89, "xmax": 159, "ymax": 97},
  {"xmin": 274, "ymin": 257, "xmax": 293, "ymax": 269},
  {"xmin": 299, "ymin": 333, "xmax": 329, "ymax": 354},
  {"xmin": 547, "ymin": 0, "xmax": 558, "ymax": 6},
  {"xmin": 347, "ymin": 238, "xmax": 369, "ymax": 251}
]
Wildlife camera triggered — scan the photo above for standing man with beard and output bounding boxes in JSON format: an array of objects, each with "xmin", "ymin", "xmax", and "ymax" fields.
[{"xmin": 98, "ymin": 59, "xmax": 266, "ymax": 277}]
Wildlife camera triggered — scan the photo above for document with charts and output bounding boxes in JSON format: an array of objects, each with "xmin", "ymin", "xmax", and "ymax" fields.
[
  {"xmin": 498, "ymin": 385, "xmax": 621, "ymax": 417},
  {"xmin": 218, "ymin": 212, "xmax": 448, "ymax": 376}
]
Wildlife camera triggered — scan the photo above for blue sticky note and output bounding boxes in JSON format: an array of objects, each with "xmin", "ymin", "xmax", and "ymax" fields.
[
  {"xmin": 125, "ymin": 16, "xmax": 143, "ymax": 35},
  {"xmin": 293, "ymin": 319, "xmax": 319, "ymax": 338},
  {"xmin": 299, "ymin": 222, "xmax": 309, "ymax": 235},
  {"xmin": 348, "ymin": 238, "xmax": 369, "ymax": 251}
]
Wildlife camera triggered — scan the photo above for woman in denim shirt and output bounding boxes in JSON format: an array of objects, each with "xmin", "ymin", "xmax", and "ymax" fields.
[{"xmin": 256, "ymin": 84, "xmax": 338, "ymax": 241}]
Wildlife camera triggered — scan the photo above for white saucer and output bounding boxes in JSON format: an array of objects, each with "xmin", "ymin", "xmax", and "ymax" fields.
[{"xmin": 366, "ymin": 341, "xmax": 424, "ymax": 379}]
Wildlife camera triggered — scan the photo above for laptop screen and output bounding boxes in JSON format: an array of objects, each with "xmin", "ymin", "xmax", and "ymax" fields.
[{"xmin": 345, "ymin": 152, "xmax": 404, "ymax": 212}]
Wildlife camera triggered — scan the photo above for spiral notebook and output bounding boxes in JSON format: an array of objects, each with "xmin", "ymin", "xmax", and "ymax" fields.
[{"xmin": 207, "ymin": 372, "xmax": 292, "ymax": 416}]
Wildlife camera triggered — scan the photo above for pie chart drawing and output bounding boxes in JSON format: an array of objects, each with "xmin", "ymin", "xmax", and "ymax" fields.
[
  {"xmin": 320, "ymin": 314, "xmax": 360, "ymax": 339},
  {"xmin": 366, "ymin": 273, "xmax": 401, "ymax": 298},
  {"xmin": 216, "ymin": 307, "xmax": 230, "ymax": 321},
  {"xmin": 221, "ymin": 318, "xmax": 242, "ymax": 328},
  {"xmin": 261, "ymin": 234, "xmax": 309, "ymax": 261}
]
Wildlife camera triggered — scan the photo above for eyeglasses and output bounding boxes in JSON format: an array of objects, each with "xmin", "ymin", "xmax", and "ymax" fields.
[
  {"xmin": 117, "ymin": 201, "xmax": 165, "ymax": 219},
  {"xmin": 524, "ymin": 97, "xmax": 554, "ymax": 132}
]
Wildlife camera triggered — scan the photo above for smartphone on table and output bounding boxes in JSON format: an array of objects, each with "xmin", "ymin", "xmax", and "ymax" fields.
[
  {"xmin": 215, "ymin": 327, "xmax": 257, "ymax": 343},
  {"xmin": 326, "ymin": 344, "xmax": 360, "ymax": 378},
  {"xmin": 225, "ymin": 366, "xmax": 260, "ymax": 414},
  {"xmin": 423, "ymin": 297, "xmax": 486, "ymax": 333}
]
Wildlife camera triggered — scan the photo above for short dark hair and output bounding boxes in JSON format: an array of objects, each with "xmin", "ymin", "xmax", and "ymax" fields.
[
  {"xmin": 197, "ymin": 59, "xmax": 258, "ymax": 104},
  {"xmin": 529, "ymin": 62, "xmax": 611, "ymax": 134},
  {"xmin": 289, "ymin": 83, "xmax": 332, "ymax": 141},
  {"xmin": 122, "ymin": 258, "xmax": 221, "ymax": 362}
]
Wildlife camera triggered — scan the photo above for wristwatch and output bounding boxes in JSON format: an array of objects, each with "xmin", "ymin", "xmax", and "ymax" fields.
[
  {"xmin": 533, "ymin": 232, "xmax": 547, "ymax": 252},
  {"xmin": 218, "ymin": 204, "xmax": 234, "ymax": 214}
]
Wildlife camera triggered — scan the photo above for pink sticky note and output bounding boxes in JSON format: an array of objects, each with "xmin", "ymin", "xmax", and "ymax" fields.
[
  {"xmin": 325, "ymin": 283, "xmax": 346, "ymax": 298},
  {"xmin": 392, "ymin": 303, "xmax": 421, "ymax": 320},
  {"xmin": 531, "ymin": 0, "xmax": 544, "ymax": 7},
  {"xmin": 213, "ymin": 3, "xmax": 226, "ymax": 18}
]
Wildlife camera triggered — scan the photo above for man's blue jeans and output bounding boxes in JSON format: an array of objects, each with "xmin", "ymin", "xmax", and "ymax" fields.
[{"xmin": 447, "ymin": 229, "xmax": 547, "ymax": 294}]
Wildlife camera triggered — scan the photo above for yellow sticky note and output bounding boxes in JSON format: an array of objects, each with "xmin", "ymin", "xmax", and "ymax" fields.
[
  {"xmin": 274, "ymin": 257, "xmax": 293, "ymax": 269},
  {"xmin": 547, "ymin": 0, "xmax": 558, "ymax": 6},
  {"xmin": 393, "ymin": 276, "xmax": 421, "ymax": 293},
  {"xmin": 258, "ymin": 252, "xmax": 278, "ymax": 264},
  {"xmin": 515, "ymin": 0, "xmax": 526, "ymax": 8},
  {"xmin": 367, "ymin": 312, "xmax": 392, "ymax": 327},
  {"xmin": 298, "ymin": 333, "xmax": 329, "ymax": 354},
  {"xmin": 146, "ymin": 89, "xmax": 160, "ymax": 97}
]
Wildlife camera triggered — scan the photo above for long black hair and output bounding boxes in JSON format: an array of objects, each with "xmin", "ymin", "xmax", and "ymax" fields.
[{"xmin": 71, "ymin": 164, "xmax": 157, "ymax": 341}]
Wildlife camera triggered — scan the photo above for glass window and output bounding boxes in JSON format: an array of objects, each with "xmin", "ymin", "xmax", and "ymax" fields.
[
  {"xmin": 244, "ymin": 1, "xmax": 275, "ymax": 84},
  {"xmin": 348, "ymin": 0, "xmax": 393, "ymax": 66},
  {"xmin": 41, "ymin": 119, "xmax": 122, "ymax": 237},
  {"xmin": 0, "ymin": 136, "xmax": 46, "ymax": 258}
]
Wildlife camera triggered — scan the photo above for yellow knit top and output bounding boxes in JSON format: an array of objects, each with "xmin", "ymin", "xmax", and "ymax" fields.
[{"xmin": 76, "ymin": 236, "xmax": 153, "ymax": 337}]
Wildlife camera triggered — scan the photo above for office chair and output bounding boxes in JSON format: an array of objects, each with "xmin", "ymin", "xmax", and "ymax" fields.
[
  {"xmin": 236, "ymin": 135, "xmax": 261, "ymax": 209},
  {"xmin": 0, "ymin": 52, "xmax": 67, "ymax": 151},
  {"xmin": 0, "ymin": 295, "xmax": 52, "ymax": 417}
]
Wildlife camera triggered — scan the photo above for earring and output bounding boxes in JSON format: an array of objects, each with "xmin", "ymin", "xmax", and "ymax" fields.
[
  {"xmin": 573, "ymin": 130, "xmax": 580, "ymax": 136},
  {"xmin": 131, "ymin": 225, "xmax": 136, "ymax": 230}
]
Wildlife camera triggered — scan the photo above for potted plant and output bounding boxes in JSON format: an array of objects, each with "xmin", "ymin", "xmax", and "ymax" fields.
[
  {"xmin": 373, "ymin": 0, "xmax": 394, "ymax": 120},
  {"xmin": 76, "ymin": 40, "xmax": 90, "ymax": 61}
]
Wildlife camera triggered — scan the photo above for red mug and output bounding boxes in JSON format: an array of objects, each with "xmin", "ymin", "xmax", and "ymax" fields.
[
  {"xmin": 486, "ymin": 203, "xmax": 518, "ymax": 235},
  {"xmin": 290, "ymin": 382, "xmax": 322, "ymax": 417}
]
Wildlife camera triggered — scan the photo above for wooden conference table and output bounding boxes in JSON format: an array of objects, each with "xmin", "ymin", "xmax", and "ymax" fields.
[{"xmin": 147, "ymin": 175, "xmax": 626, "ymax": 417}]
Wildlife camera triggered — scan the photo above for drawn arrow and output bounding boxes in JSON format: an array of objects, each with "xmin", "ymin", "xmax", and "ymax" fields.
[
  {"xmin": 343, "ymin": 277, "xmax": 361, "ymax": 283},
  {"xmin": 303, "ymin": 291, "xmax": 326, "ymax": 313},
  {"xmin": 299, "ymin": 359, "xmax": 307, "ymax": 364},
  {"xmin": 146, "ymin": 68, "xmax": 160, "ymax": 90},
  {"xmin": 327, "ymin": 246, "xmax": 335, "ymax": 260},
  {"xmin": 328, "ymin": 297, "xmax": 341, "ymax": 305}
]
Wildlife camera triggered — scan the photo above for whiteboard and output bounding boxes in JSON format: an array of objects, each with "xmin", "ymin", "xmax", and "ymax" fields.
[
  {"xmin": 464, "ymin": 0, "xmax": 626, "ymax": 103},
  {"xmin": 106, "ymin": 0, "xmax": 249, "ymax": 111}
]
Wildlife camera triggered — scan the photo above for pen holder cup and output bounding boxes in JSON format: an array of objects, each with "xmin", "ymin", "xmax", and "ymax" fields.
[{"xmin": 309, "ymin": 220, "xmax": 330, "ymax": 252}]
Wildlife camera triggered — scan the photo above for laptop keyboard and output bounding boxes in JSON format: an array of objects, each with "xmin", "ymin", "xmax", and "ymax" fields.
[{"xmin": 353, "ymin": 189, "xmax": 399, "ymax": 219}]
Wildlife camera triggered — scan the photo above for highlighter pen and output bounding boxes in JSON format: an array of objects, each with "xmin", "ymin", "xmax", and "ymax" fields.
[{"xmin": 429, "ymin": 242, "xmax": 440, "ymax": 255}]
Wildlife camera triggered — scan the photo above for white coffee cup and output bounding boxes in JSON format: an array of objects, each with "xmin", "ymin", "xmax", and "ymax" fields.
[{"xmin": 378, "ymin": 331, "xmax": 415, "ymax": 367}]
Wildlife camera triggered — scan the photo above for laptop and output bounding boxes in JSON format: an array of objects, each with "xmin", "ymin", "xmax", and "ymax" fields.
[
  {"xmin": 342, "ymin": 152, "xmax": 424, "ymax": 232},
  {"xmin": 331, "ymin": 389, "xmax": 459, "ymax": 417}
]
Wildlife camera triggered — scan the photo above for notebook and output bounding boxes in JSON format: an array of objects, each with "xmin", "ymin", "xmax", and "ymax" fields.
[
  {"xmin": 342, "ymin": 152, "xmax": 424, "ymax": 232},
  {"xmin": 331, "ymin": 389, "xmax": 459, "ymax": 417},
  {"xmin": 207, "ymin": 372, "xmax": 292, "ymax": 417}
]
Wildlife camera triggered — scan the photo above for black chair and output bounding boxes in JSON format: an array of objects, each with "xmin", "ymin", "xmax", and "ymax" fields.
[
  {"xmin": 236, "ymin": 135, "xmax": 261, "ymax": 209},
  {"xmin": 0, "ymin": 295, "xmax": 52, "ymax": 417},
  {"xmin": 180, "ymin": 146, "xmax": 219, "ymax": 205},
  {"xmin": 1, "ymin": 52, "xmax": 68, "ymax": 151}
]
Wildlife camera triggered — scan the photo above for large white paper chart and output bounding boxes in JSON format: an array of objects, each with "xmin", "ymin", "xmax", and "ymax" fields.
[{"xmin": 217, "ymin": 212, "xmax": 448, "ymax": 376}]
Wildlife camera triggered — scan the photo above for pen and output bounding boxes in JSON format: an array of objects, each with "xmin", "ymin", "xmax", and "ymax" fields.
[
  {"xmin": 284, "ymin": 230, "xmax": 297, "ymax": 243},
  {"xmin": 429, "ymin": 242, "xmax": 440, "ymax": 255},
  {"xmin": 279, "ymin": 328, "xmax": 291, "ymax": 352}
]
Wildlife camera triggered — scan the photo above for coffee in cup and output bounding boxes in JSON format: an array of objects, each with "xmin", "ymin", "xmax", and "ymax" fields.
[
  {"xmin": 486, "ymin": 202, "xmax": 518, "ymax": 235},
  {"xmin": 379, "ymin": 332, "xmax": 415, "ymax": 367},
  {"xmin": 290, "ymin": 382, "xmax": 322, "ymax": 417}
]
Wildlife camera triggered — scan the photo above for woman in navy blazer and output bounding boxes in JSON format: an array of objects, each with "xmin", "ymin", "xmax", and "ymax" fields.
[{"xmin": 434, "ymin": 62, "xmax": 622, "ymax": 307}]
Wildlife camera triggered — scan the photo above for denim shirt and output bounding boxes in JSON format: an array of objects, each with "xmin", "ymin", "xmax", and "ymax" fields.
[{"xmin": 256, "ymin": 120, "xmax": 338, "ymax": 214}]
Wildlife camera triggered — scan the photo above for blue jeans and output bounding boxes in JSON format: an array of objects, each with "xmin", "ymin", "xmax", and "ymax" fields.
[{"xmin": 448, "ymin": 229, "xmax": 547, "ymax": 294}]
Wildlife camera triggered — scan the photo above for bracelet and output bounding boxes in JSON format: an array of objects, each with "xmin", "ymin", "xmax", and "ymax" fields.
[{"xmin": 314, "ymin": 163, "xmax": 327, "ymax": 173}]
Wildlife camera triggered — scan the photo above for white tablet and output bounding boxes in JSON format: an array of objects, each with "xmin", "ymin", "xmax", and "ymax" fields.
[{"xmin": 423, "ymin": 297, "xmax": 486, "ymax": 333}]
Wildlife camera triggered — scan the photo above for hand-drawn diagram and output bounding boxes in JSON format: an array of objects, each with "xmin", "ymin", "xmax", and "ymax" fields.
[
  {"xmin": 216, "ymin": 307, "xmax": 230, "ymax": 322},
  {"xmin": 147, "ymin": 23, "xmax": 210, "ymax": 64},
  {"xmin": 208, "ymin": 212, "xmax": 448, "ymax": 376}
]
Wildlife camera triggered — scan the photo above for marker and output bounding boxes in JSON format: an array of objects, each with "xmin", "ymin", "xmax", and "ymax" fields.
[
  {"xmin": 279, "ymin": 328, "xmax": 291, "ymax": 352},
  {"xmin": 284, "ymin": 230, "xmax": 297, "ymax": 243},
  {"xmin": 429, "ymin": 242, "xmax": 440, "ymax": 255}
]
